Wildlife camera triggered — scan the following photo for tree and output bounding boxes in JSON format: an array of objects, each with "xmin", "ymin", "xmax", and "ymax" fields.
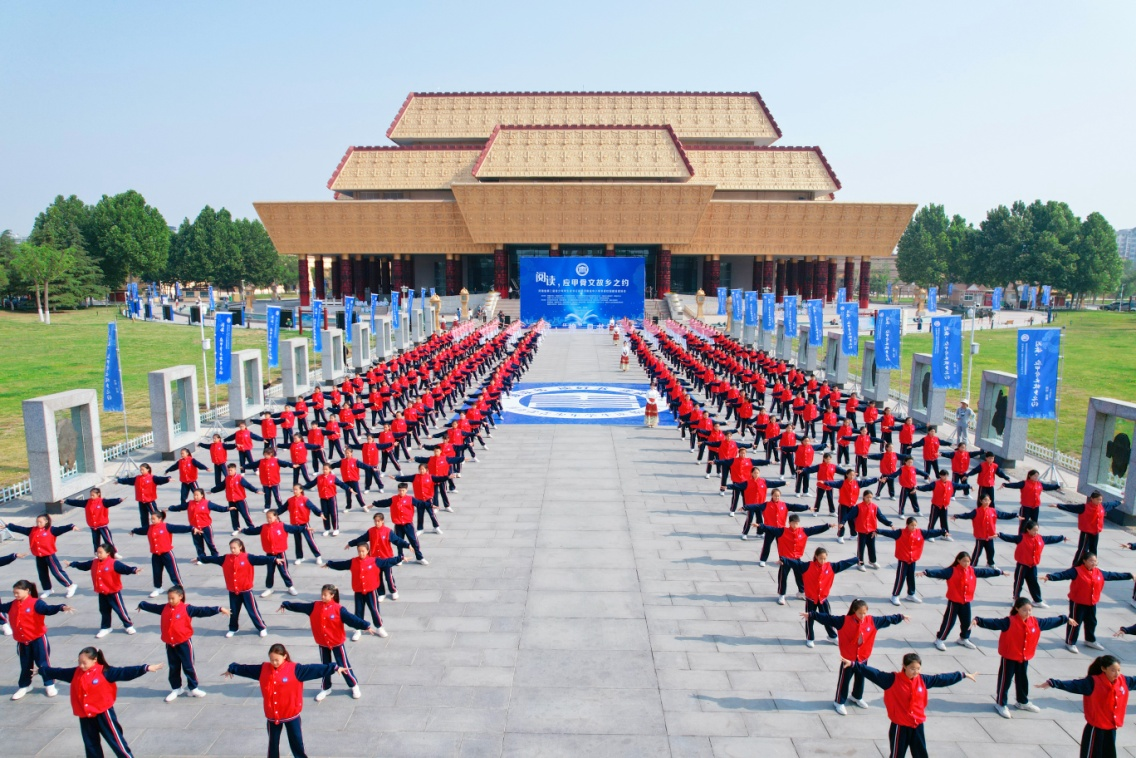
[
  {"xmin": 896, "ymin": 204, "xmax": 952, "ymax": 287},
  {"xmin": 971, "ymin": 203, "xmax": 1030, "ymax": 287},
  {"xmin": 236, "ymin": 218, "xmax": 279, "ymax": 288},
  {"xmin": 944, "ymin": 215, "xmax": 976, "ymax": 284},
  {"xmin": 273, "ymin": 254, "xmax": 299, "ymax": 289},
  {"xmin": 1068, "ymin": 212, "xmax": 1122, "ymax": 306},
  {"xmin": 0, "ymin": 230, "xmax": 16, "ymax": 299},
  {"xmin": 29, "ymin": 196, "xmax": 105, "ymax": 307},
  {"xmin": 10, "ymin": 243, "xmax": 74, "ymax": 323},
  {"xmin": 88, "ymin": 190, "xmax": 169, "ymax": 288}
]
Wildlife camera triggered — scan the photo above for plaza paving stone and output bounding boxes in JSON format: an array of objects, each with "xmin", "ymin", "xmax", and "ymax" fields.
[{"xmin": 1, "ymin": 329, "xmax": 1134, "ymax": 756}]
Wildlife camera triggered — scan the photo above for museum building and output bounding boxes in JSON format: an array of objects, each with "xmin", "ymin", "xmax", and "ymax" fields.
[{"xmin": 254, "ymin": 91, "xmax": 915, "ymax": 307}]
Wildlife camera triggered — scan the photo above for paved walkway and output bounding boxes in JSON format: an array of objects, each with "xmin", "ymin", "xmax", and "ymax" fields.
[{"xmin": 2, "ymin": 330, "xmax": 1134, "ymax": 756}]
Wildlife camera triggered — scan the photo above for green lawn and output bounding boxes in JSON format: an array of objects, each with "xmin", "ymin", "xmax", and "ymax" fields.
[
  {"xmin": 0, "ymin": 307, "xmax": 307, "ymax": 486},
  {"xmin": 843, "ymin": 310, "xmax": 1136, "ymax": 459}
]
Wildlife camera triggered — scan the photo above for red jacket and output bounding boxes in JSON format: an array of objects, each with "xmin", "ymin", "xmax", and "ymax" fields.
[
  {"xmin": 970, "ymin": 507, "xmax": 1000, "ymax": 540},
  {"xmin": 853, "ymin": 502, "xmax": 882, "ymax": 533},
  {"xmin": 285, "ymin": 497, "xmax": 313, "ymax": 526},
  {"xmin": 308, "ymin": 600, "xmax": 348, "ymax": 647},
  {"xmin": 1078, "ymin": 503, "xmax": 1108, "ymax": 535},
  {"xmin": 998, "ymin": 614, "xmax": 1041, "ymax": 661},
  {"xmin": 91, "ymin": 556, "xmax": 124, "ymax": 594},
  {"xmin": 134, "ymin": 474, "xmax": 158, "ymax": 502},
  {"xmin": 146, "ymin": 523, "xmax": 173, "ymax": 555},
  {"xmin": 257, "ymin": 458, "xmax": 281, "ymax": 487},
  {"xmin": 259, "ymin": 661, "xmax": 304, "ymax": 723},
  {"xmin": 366, "ymin": 525, "xmax": 398, "ymax": 559},
  {"xmin": 945, "ymin": 565, "xmax": 978, "ymax": 603},
  {"xmin": 223, "ymin": 553, "xmax": 256, "ymax": 593},
  {"xmin": 177, "ymin": 457, "xmax": 200, "ymax": 484},
  {"xmin": 1084, "ymin": 673, "xmax": 1130, "ymax": 730},
  {"xmin": 883, "ymin": 673, "xmax": 929, "ymax": 728},
  {"xmin": 28, "ymin": 527, "xmax": 58, "ymax": 557},
  {"xmin": 776, "ymin": 526, "xmax": 810, "ymax": 560},
  {"xmin": 1014, "ymin": 534, "xmax": 1048, "ymax": 567},
  {"xmin": 930, "ymin": 480, "xmax": 955, "ymax": 508},
  {"xmin": 69, "ymin": 663, "xmax": 117, "ymax": 717},
  {"xmin": 348, "ymin": 557, "xmax": 381, "ymax": 594},
  {"xmin": 837, "ymin": 479, "xmax": 860, "ymax": 507},
  {"xmin": 82, "ymin": 498, "xmax": 111, "ymax": 529},
  {"xmin": 951, "ymin": 450, "xmax": 971, "ymax": 475},
  {"xmin": 802, "ymin": 561, "xmax": 834, "ymax": 603},
  {"xmin": 389, "ymin": 494, "xmax": 415, "ymax": 525},
  {"xmin": 976, "ymin": 462, "xmax": 1001, "ymax": 487},
  {"xmin": 837, "ymin": 614, "xmax": 878, "ymax": 663},
  {"xmin": 9, "ymin": 596, "xmax": 47, "ymax": 643},
  {"xmin": 921, "ymin": 436, "xmax": 940, "ymax": 461},
  {"xmin": 224, "ymin": 475, "xmax": 248, "ymax": 503},
  {"xmin": 159, "ymin": 603, "xmax": 195, "ymax": 646},
  {"xmin": 893, "ymin": 529, "xmax": 926, "ymax": 563},
  {"xmin": 259, "ymin": 522, "xmax": 290, "ymax": 554},
  {"xmin": 208, "ymin": 441, "xmax": 228, "ymax": 465},
  {"xmin": 1068, "ymin": 566, "xmax": 1106, "ymax": 606}
]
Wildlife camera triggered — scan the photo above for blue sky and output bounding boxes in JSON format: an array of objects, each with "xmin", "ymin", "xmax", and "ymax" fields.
[{"xmin": 2, "ymin": 1, "xmax": 1133, "ymax": 235}]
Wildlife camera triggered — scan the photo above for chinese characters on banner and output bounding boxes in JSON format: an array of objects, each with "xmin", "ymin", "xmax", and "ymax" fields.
[
  {"xmin": 838, "ymin": 301, "xmax": 859, "ymax": 356},
  {"xmin": 992, "ymin": 287, "xmax": 1003, "ymax": 311},
  {"xmin": 1041, "ymin": 285, "xmax": 1052, "ymax": 306},
  {"xmin": 343, "ymin": 296, "xmax": 355, "ymax": 344},
  {"xmin": 312, "ymin": 300, "xmax": 324, "ymax": 352},
  {"xmin": 807, "ymin": 299, "xmax": 824, "ymax": 346},
  {"xmin": 1016, "ymin": 328, "xmax": 1060, "ymax": 419},
  {"xmin": 716, "ymin": 287, "xmax": 727, "ymax": 316},
  {"xmin": 103, "ymin": 323, "xmax": 124, "ymax": 412},
  {"xmin": 214, "ymin": 312, "xmax": 233, "ymax": 384},
  {"xmin": 389, "ymin": 293, "xmax": 399, "ymax": 331},
  {"xmin": 835, "ymin": 287, "xmax": 846, "ymax": 306},
  {"xmin": 731, "ymin": 289, "xmax": 744, "ymax": 321},
  {"xmin": 266, "ymin": 306, "xmax": 281, "ymax": 368},
  {"xmin": 927, "ymin": 286, "xmax": 938, "ymax": 314},
  {"xmin": 370, "ymin": 294, "xmax": 378, "ymax": 336},
  {"xmin": 762, "ymin": 293, "xmax": 776, "ymax": 331},
  {"xmin": 930, "ymin": 315, "xmax": 962, "ymax": 389},
  {"xmin": 1028, "ymin": 286, "xmax": 1037, "ymax": 309},
  {"xmin": 783, "ymin": 295, "xmax": 798, "ymax": 335},
  {"xmin": 519, "ymin": 258, "xmax": 644, "ymax": 327},
  {"xmin": 744, "ymin": 291, "xmax": 758, "ymax": 325},
  {"xmin": 875, "ymin": 309, "xmax": 902, "ymax": 370}
]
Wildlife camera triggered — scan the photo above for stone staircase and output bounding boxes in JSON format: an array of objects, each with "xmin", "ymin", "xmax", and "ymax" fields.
[
  {"xmin": 495, "ymin": 298, "xmax": 521, "ymax": 322},
  {"xmin": 643, "ymin": 299, "xmax": 669, "ymax": 323}
]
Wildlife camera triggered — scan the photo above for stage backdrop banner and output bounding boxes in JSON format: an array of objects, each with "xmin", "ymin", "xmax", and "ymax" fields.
[
  {"xmin": 1016, "ymin": 328, "xmax": 1060, "ymax": 419},
  {"xmin": 519, "ymin": 257, "xmax": 644, "ymax": 328}
]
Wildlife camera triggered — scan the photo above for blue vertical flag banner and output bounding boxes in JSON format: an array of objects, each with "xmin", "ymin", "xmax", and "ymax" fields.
[
  {"xmin": 838, "ymin": 301, "xmax": 859, "ymax": 357},
  {"xmin": 716, "ymin": 287, "xmax": 727, "ymax": 316},
  {"xmin": 102, "ymin": 323, "xmax": 124, "ymax": 412},
  {"xmin": 783, "ymin": 295, "xmax": 798, "ymax": 335},
  {"xmin": 214, "ymin": 312, "xmax": 233, "ymax": 385},
  {"xmin": 390, "ymin": 292, "xmax": 400, "ymax": 330},
  {"xmin": 429, "ymin": 287, "xmax": 436, "ymax": 297},
  {"xmin": 730, "ymin": 289, "xmax": 744, "ymax": 321},
  {"xmin": 762, "ymin": 293, "xmax": 776, "ymax": 331},
  {"xmin": 927, "ymin": 286, "xmax": 938, "ymax": 314},
  {"xmin": 407, "ymin": 288, "xmax": 414, "ymax": 316},
  {"xmin": 835, "ymin": 287, "xmax": 846, "ymax": 306},
  {"xmin": 312, "ymin": 300, "xmax": 324, "ymax": 352},
  {"xmin": 875, "ymin": 309, "xmax": 902, "ymax": 370},
  {"xmin": 208, "ymin": 285, "xmax": 215, "ymax": 311},
  {"xmin": 419, "ymin": 288, "xmax": 426, "ymax": 308},
  {"xmin": 370, "ymin": 294, "xmax": 378, "ymax": 335},
  {"xmin": 807, "ymin": 299, "xmax": 824, "ymax": 346},
  {"xmin": 343, "ymin": 296, "xmax": 356, "ymax": 344},
  {"xmin": 947, "ymin": 283, "xmax": 954, "ymax": 296},
  {"xmin": 930, "ymin": 316, "xmax": 962, "ymax": 389},
  {"xmin": 744, "ymin": 291, "xmax": 758, "ymax": 325},
  {"xmin": 1016, "ymin": 328, "xmax": 1060, "ymax": 419},
  {"xmin": 886, "ymin": 282, "xmax": 893, "ymax": 300},
  {"xmin": 1041, "ymin": 285, "xmax": 1051, "ymax": 306},
  {"xmin": 266, "ymin": 306, "xmax": 281, "ymax": 368},
  {"xmin": 1028, "ymin": 286, "xmax": 1037, "ymax": 309},
  {"xmin": 174, "ymin": 282, "xmax": 181, "ymax": 300},
  {"xmin": 992, "ymin": 287, "xmax": 1003, "ymax": 311}
]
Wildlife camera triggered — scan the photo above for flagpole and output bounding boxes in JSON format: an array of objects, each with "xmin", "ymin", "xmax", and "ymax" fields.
[
  {"xmin": 1042, "ymin": 338, "xmax": 1065, "ymax": 486},
  {"xmin": 199, "ymin": 309, "xmax": 211, "ymax": 412},
  {"xmin": 113, "ymin": 319, "xmax": 140, "ymax": 477}
]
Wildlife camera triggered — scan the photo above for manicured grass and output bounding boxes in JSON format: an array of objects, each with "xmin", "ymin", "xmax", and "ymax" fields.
[
  {"xmin": 846, "ymin": 310, "xmax": 1136, "ymax": 459},
  {"xmin": 0, "ymin": 307, "xmax": 306, "ymax": 486}
]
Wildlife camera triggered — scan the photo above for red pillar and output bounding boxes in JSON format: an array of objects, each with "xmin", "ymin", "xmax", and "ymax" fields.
[
  {"xmin": 775, "ymin": 259, "xmax": 786, "ymax": 303},
  {"xmin": 815, "ymin": 258, "xmax": 829, "ymax": 302},
  {"xmin": 761, "ymin": 258, "xmax": 774, "ymax": 293},
  {"xmin": 786, "ymin": 259, "xmax": 797, "ymax": 298},
  {"xmin": 340, "ymin": 256, "xmax": 354, "ymax": 301},
  {"xmin": 549, "ymin": 245, "xmax": 562, "ymax": 258},
  {"xmin": 703, "ymin": 257, "xmax": 720, "ymax": 293},
  {"xmin": 298, "ymin": 256, "xmax": 310, "ymax": 306},
  {"xmin": 379, "ymin": 256, "xmax": 390, "ymax": 294},
  {"xmin": 827, "ymin": 259, "xmax": 838, "ymax": 302},
  {"xmin": 604, "ymin": 245, "xmax": 615, "ymax": 258},
  {"xmin": 390, "ymin": 256, "xmax": 404, "ymax": 293},
  {"xmin": 657, "ymin": 248, "xmax": 672, "ymax": 295},
  {"xmin": 843, "ymin": 258, "xmax": 855, "ymax": 301},
  {"xmin": 329, "ymin": 256, "xmax": 342, "ymax": 298},
  {"xmin": 859, "ymin": 256, "xmax": 872, "ymax": 309},
  {"xmin": 445, "ymin": 256, "xmax": 460, "ymax": 296},
  {"xmin": 803, "ymin": 259, "xmax": 815, "ymax": 301},
  {"xmin": 313, "ymin": 255, "xmax": 326, "ymax": 299},
  {"xmin": 750, "ymin": 256, "xmax": 761, "ymax": 292},
  {"xmin": 352, "ymin": 257, "xmax": 365, "ymax": 300},
  {"xmin": 494, "ymin": 247, "xmax": 508, "ymax": 297}
]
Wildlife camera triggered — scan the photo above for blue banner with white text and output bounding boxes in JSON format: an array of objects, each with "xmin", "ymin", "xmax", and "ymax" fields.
[
  {"xmin": 807, "ymin": 299, "xmax": 824, "ymax": 346},
  {"xmin": 390, "ymin": 292, "xmax": 399, "ymax": 330},
  {"xmin": 266, "ymin": 306, "xmax": 280, "ymax": 368},
  {"xmin": 762, "ymin": 293, "xmax": 776, "ymax": 331},
  {"xmin": 103, "ymin": 323, "xmax": 124, "ymax": 412},
  {"xmin": 875, "ymin": 309, "xmax": 902, "ymax": 370},
  {"xmin": 215, "ymin": 312, "xmax": 233, "ymax": 385},
  {"xmin": 1041, "ymin": 285, "xmax": 1051, "ymax": 306},
  {"xmin": 1016, "ymin": 328, "xmax": 1060, "ymax": 419},
  {"xmin": 370, "ymin": 294, "xmax": 378, "ymax": 336},
  {"xmin": 838, "ymin": 301, "xmax": 859, "ymax": 356},
  {"xmin": 927, "ymin": 286, "xmax": 938, "ymax": 314},
  {"xmin": 744, "ymin": 291, "xmax": 758, "ymax": 325},
  {"xmin": 208, "ymin": 285, "xmax": 214, "ymax": 311},
  {"xmin": 716, "ymin": 287, "xmax": 727, "ymax": 316},
  {"xmin": 1028, "ymin": 286, "xmax": 1037, "ymax": 309},
  {"xmin": 931, "ymin": 315, "xmax": 962, "ymax": 389},
  {"xmin": 343, "ymin": 296, "xmax": 355, "ymax": 344},
  {"xmin": 519, "ymin": 257, "xmax": 645, "ymax": 328},
  {"xmin": 731, "ymin": 289, "xmax": 744, "ymax": 322},
  {"xmin": 835, "ymin": 287, "xmax": 846, "ymax": 306},
  {"xmin": 312, "ymin": 301, "xmax": 323, "ymax": 352},
  {"xmin": 783, "ymin": 295, "xmax": 798, "ymax": 335},
  {"xmin": 992, "ymin": 287, "xmax": 1003, "ymax": 311}
]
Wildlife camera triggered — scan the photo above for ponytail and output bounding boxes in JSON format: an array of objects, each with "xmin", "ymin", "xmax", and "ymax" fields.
[
  {"xmin": 13, "ymin": 579, "xmax": 38, "ymax": 598},
  {"xmin": 848, "ymin": 599, "xmax": 868, "ymax": 615},
  {"xmin": 268, "ymin": 643, "xmax": 291, "ymax": 661},
  {"xmin": 1088, "ymin": 655, "xmax": 1121, "ymax": 677},
  {"xmin": 322, "ymin": 584, "xmax": 341, "ymax": 604},
  {"xmin": 949, "ymin": 551, "xmax": 970, "ymax": 567},
  {"xmin": 79, "ymin": 647, "xmax": 109, "ymax": 667}
]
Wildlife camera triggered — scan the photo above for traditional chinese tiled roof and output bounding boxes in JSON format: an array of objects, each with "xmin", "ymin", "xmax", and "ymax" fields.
[
  {"xmin": 327, "ymin": 145, "xmax": 482, "ymax": 191},
  {"xmin": 683, "ymin": 146, "xmax": 841, "ymax": 193}
]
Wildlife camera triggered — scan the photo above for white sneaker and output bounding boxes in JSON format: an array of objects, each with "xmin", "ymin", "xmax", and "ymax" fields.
[
  {"xmin": 294, "ymin": 558, "xmax": 306, "ymax": 565},
  {"xmin": 260, "ymin": 589, "xmax": 274, "ymax": 598},
  {"xmin": 149, "ymin": 589, "xmax": 163, "ymax": 598},
  {"xmin": 11, "ymin": 687, "xmax": 29, "ymax": 701},
  {"xmin": 849, "ymin": 697, "xmax": 869, "ymax": 709},
  {"xmin": 1014, "ymin": 701, "xmax": 1041, "ymax": 713},
  {"xmin": 332, "ymin": 530, "xmax": 340, "ymax": 536},
  {"xmin": 315, "ymin": 688, "xmax": 332, "ymax": 702},
  {"xmin": 316, "ymin": 557, "xmax": 325, "ymax": 566},
  {"xmin": 231, "ymin": 530, "xmax": 240, "ymax": 536},
  {"xmin": 1086, "ymin": 641, "xmax": 1105, "ymax": 651},
  {"xmin": 1035, "ymin": 601, "xmax": 1049, "ymax": 608},
  {"xmin": 868, "ymin": 562, "xmax": 880, "ymax": 570},
  {"xmin": 45, "ymin": 685, "xmax": 57, "ymax": 697},
  {"xmin": 259, "ymin": 629, "xmax": 268, "ymax": 637},
  {"xmin": 958, "ymin": 639, "xmax": 977, "ymax": 650},
  {"xmin": 805, "ymin": 640, "xmax": 815, "ymax": 648},
  {"xmin": 287, "ymin": 587, "xmax": 298, "ymax": 596},
  {"xmin": 740, "ymin": 534, "xmax": 748, "ymax": 541},
  {"xmin": 995, "ymin": 704, "xmax": 1012, "ymax": 719},
  {"xmin": 777, "ymin": 596, "xmax": 786, "ymax": 606},
  {"xmin": 906, "ymin": 594, "xmax": 923, "ymax": 604},
  {"xmin": 443, "ymin": 506, "xmax": 453, "ymax": 512},
  {"xmin": 351, "ymin": 630, "xmax": 362, "ymax": 642},
  {"xmin": 418, "ymin": 559, "xmax": 429, "ymax": 565},
  {"xmin": 989, "ymin": 564, "xmax": 1000, "ymax": 571},
  {"xmin": 188, "ymin": 688, "xmax": 207, "ymax": 698},
  {"xmin": 41, "ymin": 589, "xmax": 53, "ymax": 599},
  {"xmin": 124, "ymin": 626, "xmax": 136, "ymax": 635},
  {"xmin": 942, "ymin": 534, "xmax": 954, "ymax": 542},
  {"xmin": 389, "ymin": 592, "xmax": 399, "ymax": 600},
  {"xmin": 65, "ymin": 584, "xmax": 77, "ymax": 598},
  {"xmin": 1065, "ymin": 644, "xmax": 1079, "ymax": 654},
  {"xmin": 796, "ymin": 592, "xmax": 806, "ymax": 600},
  {"xmin": 434, "ymin": 528, "xmax": 443, "ymax": 536},
  {"xmin": 705, "ymin": 473, "xmax": 712, "ymax": 479},
  {"xmin": 719, "ymin": 490, "xmax": 725, "ymax": 497},
  {"xmin": 225, "ymin": 630, "xmax": 237, "ymax": 638},
  {"xmin": 376, "ymin": 627, "xmax": 389, "ymax": 638},
  {"xmin": 833, "ymin": 702, "xmax": 847, "ymax": 715},
  {"xmin": 322, "ymin": 530, "xmax": 331, "ymax": 537},
  {"xmin": 758, "ymin": 560, "xmax": 766, "ymax": 567},
  {"xmin": 729, "ymin": 511, "xmax": 737, "ymax": 518},
  {"xmin": 837, "ymin": 536, "xmax": 845, "ymax": 544},
  {"xmin": 890, "ymin": 596, "xmax": 901, "ymax": 606},
  {"xmin": 934, "ymin": 639, "xmax": 947, "ymax": 651},
  {"xmin": 857, "ymin": 564, "xmax": 867, "ymax": 572},
  {"xmin": 2, "ymin": 623, "xmax": 11, "ymax": 636},
  {"xmin": 165, "ymin": 688, "xmax": 184, "ymax": 703},
  {"xmin": 351, "ymin": 685, "xmax": 362, "ymax": 699}
]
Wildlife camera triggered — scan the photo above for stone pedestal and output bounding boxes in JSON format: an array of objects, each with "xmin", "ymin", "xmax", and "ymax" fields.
[
  {"xmin": 23, "ymin": 389, "xmax": 104, "ymax": 512},
  {"xmin": 775, "ymin": 324, "xmax": 792, "ymax": 361},
  {"xmin": 1078, "ymin": 397, "xmax": 1136, "ymax": 522},
  {"xmin": 423, "ymin": 305, "xmax": 436, "ymax": 338},
  {"xmin": 321, "ymin": 328, "xmax": 346, "ymax": 382},
  {"xmin": 351, "ymin": 322, "xmax": 372, "ymax": 371},
  {"xmin": 823, "ymin": 332, "xmax": 849, "ymax": 386},
  {"xmin": 907, "ymin": 353, "xmax": 946, "ymax": 428},
  {"xmin": 230, "ymin": 350, "xmax": 265, "ymax": 424},
  {"xmin": 861, "ymin": 341, "xmax": 892, "ymax": 403},
  {"xmin": 395, "ymin": 317, "xmax": 409, "ymax": 351},
  {"xmin": 280, "ymin": 338, "xmax": 311, "ymax": 401},
  {"xmin": 742, "ymin": 323, "xmax": 756, "ymax": 347},
  {"xmin": 758, "ymin": 325, "xmax": 774, "ymax": 353},
  {"xmin": 148, "ymin": 365, "xmax": 200, "ymax": 458},
  {"xmin": 375, "ymin": 315, "xmax": 393, "ymax": 359},
  {"xmin": 975, "ymin": 370, "xmax": 1027, "ymax": 468},
  {"xmin": 797, "ymin": 325, "xmax": 818, "ymax": 371}
]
